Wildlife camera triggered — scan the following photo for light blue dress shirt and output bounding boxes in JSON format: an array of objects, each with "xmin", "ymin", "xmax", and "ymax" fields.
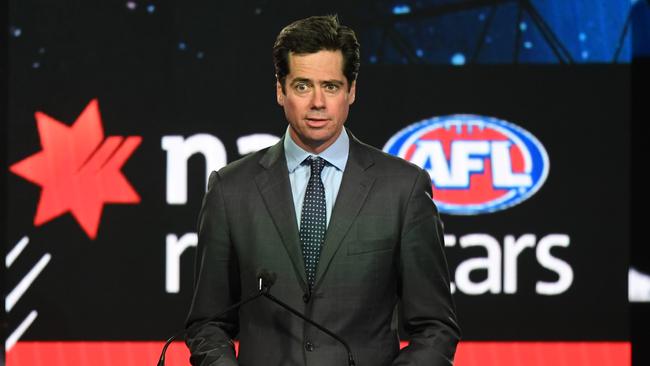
[{"xmin": 284, "ymin": 127, "xmax": 349, "ymax": 229}]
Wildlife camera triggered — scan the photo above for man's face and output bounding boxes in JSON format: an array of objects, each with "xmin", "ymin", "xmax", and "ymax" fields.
[{"xmin": 277, "ymin": 50, "xmax": 356, "ymax": 154}]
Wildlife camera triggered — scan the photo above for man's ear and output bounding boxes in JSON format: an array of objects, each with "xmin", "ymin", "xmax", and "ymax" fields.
[
  {"xmin": 348, "ymin": 80, "xmax": 357, "ymax": 105},
  {"xmin": 276, "ymin": 80, "xmax": 284, "ymax": 106}
]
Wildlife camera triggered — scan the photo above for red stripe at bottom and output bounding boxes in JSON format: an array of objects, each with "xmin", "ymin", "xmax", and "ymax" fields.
[
  {"xmin": 6, "ymin": 341, "xmax": 630, "ymax": 366},
  {"xmin": 453, "ymin": 342, "xmax": 630, "ymax": 366}
]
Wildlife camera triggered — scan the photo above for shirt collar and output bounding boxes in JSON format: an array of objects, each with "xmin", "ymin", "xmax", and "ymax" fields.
[{"xmin": 284, "ymin": 126, "xmax": 349, "ymax": 173}]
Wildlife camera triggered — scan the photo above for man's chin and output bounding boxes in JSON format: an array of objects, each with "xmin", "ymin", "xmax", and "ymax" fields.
[{"xmin": 299, "ymin": 135, "xmax": 337, "ymax": 153}]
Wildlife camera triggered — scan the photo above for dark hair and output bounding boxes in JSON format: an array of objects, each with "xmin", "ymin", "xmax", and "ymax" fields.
[{"xmin": 273, "ymin": 15, "xmax": 360, "ymax": 92}]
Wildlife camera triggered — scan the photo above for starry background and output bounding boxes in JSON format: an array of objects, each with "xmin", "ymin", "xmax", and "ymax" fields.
[{"xmin": 7, "ymin": 0, "xmax": 635, "ymax": 69}]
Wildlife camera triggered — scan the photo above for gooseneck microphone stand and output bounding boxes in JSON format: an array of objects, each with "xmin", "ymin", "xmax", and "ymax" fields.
[
  {"xmin": 261, "ymin": 291, "xmax": 356, "ymax": 366},
  {"xmin": 156, "ymin": 276, "xmax": 270, "ymax": 366},
  {"xmin": 158, "ymin": 270, "xmax": 356, "ymax": 366}
]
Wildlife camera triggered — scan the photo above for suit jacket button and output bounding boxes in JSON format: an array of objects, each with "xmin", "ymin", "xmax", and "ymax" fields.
[
  {"xmin": 305, "ymin": 341, "xmax": 315, "ymax": 352},
  {"xmin": 302, "ymin": 293, "xmax": 310, "ymax": 303}
]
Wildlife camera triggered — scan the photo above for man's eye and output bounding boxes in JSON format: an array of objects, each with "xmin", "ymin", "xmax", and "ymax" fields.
[
  {"xmin": 324, "ymin": 84, "xmax": 339, "ymax": 92},
  {"xmin": 295, "ymin": 83, "xmax": 310, "ymax": 92}
]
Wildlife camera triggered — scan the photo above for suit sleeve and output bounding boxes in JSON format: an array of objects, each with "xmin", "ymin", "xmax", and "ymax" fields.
[
  {"xmin": 185, "ymin": 171, "xmax": 241, "ymax": 366},
  {"xmin": 392, "ymin": 169, "xmax": 461, "ymax": 366}
]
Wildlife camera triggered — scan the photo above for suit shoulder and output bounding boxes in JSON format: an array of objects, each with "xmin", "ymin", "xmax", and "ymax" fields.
[
  {"xmin": 211, "ymin": 145, "xmax": 273, "ymax": 184},
  {"xmin": 357, "ymin": 140, "xmax": 426, "ymax": 178}
]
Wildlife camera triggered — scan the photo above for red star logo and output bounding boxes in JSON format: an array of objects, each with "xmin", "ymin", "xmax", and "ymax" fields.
[{"xmin": 10, "ymin": 99, "xmax": 142, "ymax": 239}]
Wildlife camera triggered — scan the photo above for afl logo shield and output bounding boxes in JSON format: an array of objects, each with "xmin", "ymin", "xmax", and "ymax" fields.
[{"xmin": 383, "ymin": 115, "xmax": 549, "ymax": 215}]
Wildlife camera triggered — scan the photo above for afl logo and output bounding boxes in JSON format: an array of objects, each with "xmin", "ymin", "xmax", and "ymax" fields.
[{"xmin": 383, "ymin": 115, "xmax": 549, "ymax": 215}]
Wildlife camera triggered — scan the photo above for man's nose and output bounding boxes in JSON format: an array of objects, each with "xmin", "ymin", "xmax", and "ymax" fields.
[{"xmin": 310, "ymin": 87, "xmax": 326, "ymax": 109}]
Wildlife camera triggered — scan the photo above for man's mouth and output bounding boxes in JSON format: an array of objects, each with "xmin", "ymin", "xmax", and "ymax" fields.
[{"xmin": 305, "ymin": 117, "xmax": 329, "ymax": 126}]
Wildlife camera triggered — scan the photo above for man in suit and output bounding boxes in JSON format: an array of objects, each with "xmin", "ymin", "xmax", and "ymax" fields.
[{"xmin": 185, "ymin": 15, "xmax": 460, "ymax": 366}]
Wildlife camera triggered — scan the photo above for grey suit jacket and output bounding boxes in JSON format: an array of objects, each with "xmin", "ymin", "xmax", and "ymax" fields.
[{"xmin": 185, "ymin": 131, "xmax": 460, "ymax": 366}]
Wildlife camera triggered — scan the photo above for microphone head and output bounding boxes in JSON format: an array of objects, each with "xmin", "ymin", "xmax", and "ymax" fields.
[{"xmin": 257, "ymin": 269, "xmax": 277, "ymax": 290}]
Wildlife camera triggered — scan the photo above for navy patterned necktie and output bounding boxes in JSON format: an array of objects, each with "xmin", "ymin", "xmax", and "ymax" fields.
[{"xmin": 299, "ymin": 156, "xmax": 327, "ymax": 288}]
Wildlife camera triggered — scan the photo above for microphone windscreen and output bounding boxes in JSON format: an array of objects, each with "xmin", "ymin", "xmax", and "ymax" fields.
[{"xmin": 257, "ymin": 269, "xmax": 278, "ymax": 287}]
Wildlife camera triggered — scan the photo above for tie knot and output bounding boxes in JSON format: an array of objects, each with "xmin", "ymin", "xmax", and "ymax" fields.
[{"xmin": 307, "ymin": 156, "xmax": 326, "ymax": 176}]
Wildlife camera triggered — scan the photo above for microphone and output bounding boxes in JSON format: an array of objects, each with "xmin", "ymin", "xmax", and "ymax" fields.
[
  {"xmin": 157, "ymin": 269, "xmax": 356, "ymax": 366},
  {"xmin": 260, "ymin": 273, "xmax": 356, "ymax": 366},
  {"xmin": 258, "ymin": 268, "xmax": 277, "ymax": 291},
  {"xmin": 156, "ymin": 269, "xmax": 273, "ymax": 366}
]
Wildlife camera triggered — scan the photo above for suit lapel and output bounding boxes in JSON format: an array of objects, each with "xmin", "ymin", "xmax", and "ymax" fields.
[
  {"xmin": 255, "ymin": 141, "xmax": 308, "ymax": 290},
  {"xmin": 314, "ymin": 133, "xmax": 375, "ymax": 288}
]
